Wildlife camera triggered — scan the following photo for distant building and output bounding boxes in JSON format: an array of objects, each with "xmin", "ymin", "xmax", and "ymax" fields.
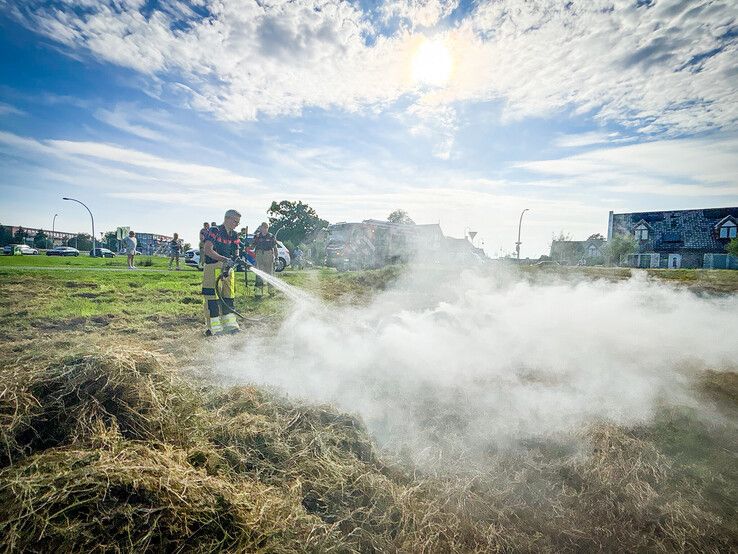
[
  {"xmin": 445, "ymin": 236, "xmax": 486, "ymax": 263},
  {"xmin": 550, "ymin": 236, "xmax": 606, "ymax": 265},
  {"xmin": 6, "ymin": 226, "xmax": 77, "ymax": 247},
  {"xmin": 135, "ymin": 232, "xmax": 173, "ymax": 255},
  {"xmin": 607, "ymin": 207, "xmax": 738, "ymax": 269}
]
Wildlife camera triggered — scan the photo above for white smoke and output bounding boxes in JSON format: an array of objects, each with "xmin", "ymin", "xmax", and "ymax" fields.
[{"xmin": 213, "ymin": 268, "xmax": 736, "ymax": 464}]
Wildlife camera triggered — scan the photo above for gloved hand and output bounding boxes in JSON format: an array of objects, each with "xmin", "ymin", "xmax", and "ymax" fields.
[{"xmin": 221, "ymin": 258, "xmax": 236, "ymax": 277}]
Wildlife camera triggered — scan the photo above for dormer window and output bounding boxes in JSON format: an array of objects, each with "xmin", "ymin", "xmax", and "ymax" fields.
[
  {"xmin": 718, "ymin": 220, "xmax": 736, "ymax": 239},
  {"xmin": 634, "ymin": 223, "xmax": 649, "ymax": 240}
]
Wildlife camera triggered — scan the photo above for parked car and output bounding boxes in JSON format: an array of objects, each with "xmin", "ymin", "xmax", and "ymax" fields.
[
  {"xmin": 535, "ymin": 260, "xmax": 561, "ymax": 267},
  {"xmin": 89, "ymin": 247, "xmax": 116, "ymax": 258},
  {"xmin": 185, "ymin": 240, "xmax": 291, "ymax": 272},
  {"xmin": 3, "ymin": 244, "xmax": 39, "ymax": 255},
  {"xmin": 46, "ymin": 246, "xmax": 80, "ymax": 257}
]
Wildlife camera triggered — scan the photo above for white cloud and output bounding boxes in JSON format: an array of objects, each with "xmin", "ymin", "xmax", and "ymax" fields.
[
  {"xmin": 519, "ymin": 136, "xmax": 738, "ymax": 183},
  {"xmin": 0, "ymin": 102, "xmax": 25, "ymax": 116},
  {"xmin": 0, "ymin": 130, "xmax": 260, "ymax": 190},
  {"xmin": 94, "ymin": 104, "xmax": 169, "ymax": 141},
  {"xmin": 553, "ymin": 132, "xmax": 617, "ymax": 148},
  {"xmin": 516, "ymin": 136, "xmax": 738, "ymax": 198},
  {"xmin": 404, "ymin": 102, "xmax": 458, "ymax": 159},
  {"xmin": 380, "ymin": 0, "xmax": 459, "ymax": 29},
  {"xmin": 10, "ymin": 0, "xmax": 738, "ymax": 137}
]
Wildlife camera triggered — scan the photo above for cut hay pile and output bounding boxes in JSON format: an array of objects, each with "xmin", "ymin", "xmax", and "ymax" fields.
[{"xmin": 1, "ymin": 349, "xmax": 736, "ymax": 552}]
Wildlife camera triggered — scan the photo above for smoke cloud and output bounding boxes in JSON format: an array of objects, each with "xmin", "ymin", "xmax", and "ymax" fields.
[{"xmin": 213, "ymin": 268, "xmax": 736, "ymax": 465}]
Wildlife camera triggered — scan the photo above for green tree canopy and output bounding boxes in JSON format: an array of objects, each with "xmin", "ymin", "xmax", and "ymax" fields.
[
  {"xmin": 726, "ymin": 237, "xmax": 738, "ymax": 258},
  {"xmin": 13, "ymin": 227, "xmax": 28, "ymax": 244},
  {"xmin": 0, "ymin": 225, "xmax": 13, "ymax": 247},
  {"xmin": 33, "ymin": 231, "xmax": 48, "ymax": 249},
  {"xmin": 387, "ymin": 209, "xmax": 415, "ymax": 225},
  {"xmin": 603, "ymin": 234, "xmax": 637, "ymax": 266},
  {"xmin": 267, "ymin": 200, "xmax": 329, "ymax": 247},
  {"xmin": 103, "ymin": 231, "xmax": 118, "ymax": 251},
  {"xmin": 66, "ymin": 233, "xmax": 93, "ymax": 251}
]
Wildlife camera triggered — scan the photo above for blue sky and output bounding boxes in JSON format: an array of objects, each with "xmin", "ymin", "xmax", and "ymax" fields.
[{"xmin": 1, "ymin": 0, "xmax": 736, "ymax": 256}]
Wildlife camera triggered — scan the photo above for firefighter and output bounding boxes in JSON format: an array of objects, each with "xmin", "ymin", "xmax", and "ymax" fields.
[
  {"xmin": 252, "ymin": 222, "xmax": 278, "ymax": 296},
  {"xmin": 201, "ymin": 209, "xmax": 242, "ymax": 335},
  {"xmin": 197, "ymin": 222, "xmax": 209, "ymax": 269}
]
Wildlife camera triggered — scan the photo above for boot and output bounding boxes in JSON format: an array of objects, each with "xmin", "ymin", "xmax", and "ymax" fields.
[
  {"xmin": 222, "ymin": 313, "xmax": 240, "ymax": 334},
  {"xmin": 209, "ymin": 316, "xmax": 224, "ymax": 336}
]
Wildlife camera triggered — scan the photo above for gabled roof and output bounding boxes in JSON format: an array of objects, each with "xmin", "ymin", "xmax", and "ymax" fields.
[{"xmin": 714, "ymin": 215, "xmax": 737, "ymax": 229}]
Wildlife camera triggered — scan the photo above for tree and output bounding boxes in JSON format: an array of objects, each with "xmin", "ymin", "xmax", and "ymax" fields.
[
  {"xmin": 726, "ymin": 237, "xmax": 738, "ymax": 258},
  {"xmin": 587, "ymin": 233, "xmax": 605, "ymax": 241},
  {"xmin": 103, "ymin": 231, "xmax": 118, "ymax": 251},
  {"xmin": 33, "ymin": 230, "xmax": 48, "ymax": 249},
  {"xmin": 13, "ymin": 227, "xmax": 28, "ymax": 244},
  {"xmin": 66, "ymin": 233, "xmax": 92, "ymax": 251},
  {"xmin": 603, "ymin": 234, "xmax": 637, "ymax": 266},
  {"xmin": 0, "ymin": 225, "xmax": 13, "ymax": 247},
  {"xmin": 387, "ymin": 209, "xmax": 415, "ymax": 225},
  {"xmin": 267, "ymin": 200, "xmax": 329, "ymax": 247}
]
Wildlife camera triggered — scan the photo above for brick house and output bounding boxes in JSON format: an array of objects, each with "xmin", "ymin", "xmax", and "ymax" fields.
[{"xmin": 607, "ymin": 207, "xmax": 738, "ymax": 269}]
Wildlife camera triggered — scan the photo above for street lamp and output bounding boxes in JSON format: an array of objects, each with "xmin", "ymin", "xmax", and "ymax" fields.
[
  {"xmin": 51, "ymin": 213, "xmax": 58, "ymax": 249},
  {"xmin": 515, "ymin": 208, "xmax": 530, "ymax": 260},
  {"xmin": 62, "ymin": 197, "xmax": 95, "ymax": 256}
]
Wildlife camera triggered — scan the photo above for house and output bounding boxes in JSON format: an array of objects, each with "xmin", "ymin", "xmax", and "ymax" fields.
[
  {"xmin": 607, "ymin": 207, "xmax": 738, "ymax": 269},
  {"xmin": 550, "ymin": 236, "xmax": 606, "ymax": 265}
]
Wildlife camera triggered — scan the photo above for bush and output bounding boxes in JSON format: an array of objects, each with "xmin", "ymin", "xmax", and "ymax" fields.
[{"xmin": 726, "ymin": 237, "xmax": 738, "ymax": 258}]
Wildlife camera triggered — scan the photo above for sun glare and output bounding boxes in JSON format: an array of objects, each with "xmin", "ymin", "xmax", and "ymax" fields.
[{"xmin": 411, "ymin": 38, "xmax": 452, "ymax": 87}]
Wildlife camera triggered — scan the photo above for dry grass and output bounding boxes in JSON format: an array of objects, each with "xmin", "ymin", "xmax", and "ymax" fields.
[{"xmin": 1, "ymin": 349, "xmax": 736, "ymax": 552}]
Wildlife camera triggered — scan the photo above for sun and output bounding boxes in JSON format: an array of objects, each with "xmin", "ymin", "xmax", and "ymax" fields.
[{"xmin": 411, "ymin": 37, "xmax": 453, "ymax": 87}]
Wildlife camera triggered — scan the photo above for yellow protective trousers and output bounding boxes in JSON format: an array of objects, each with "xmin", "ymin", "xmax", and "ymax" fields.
[{"xmin": 202, "ymin": 262, "xmax": 235, "ymax": 331}]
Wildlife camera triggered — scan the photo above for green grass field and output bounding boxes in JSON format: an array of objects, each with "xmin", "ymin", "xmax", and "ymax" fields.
[{"xmin": 1, "ymin": 257, "xmax": 736, "ymax": 551}]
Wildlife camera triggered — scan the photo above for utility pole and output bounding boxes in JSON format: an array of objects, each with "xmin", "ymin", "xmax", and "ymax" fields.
[
  {"xmin": 51, "ymin": 213, "xmax": 58, "ymax": 249},
  {"xmin": 62, "ymin": 197, "xmax": 95, "ymax": 256},
  {"xmin": 515, "ymin": 208, "xmax": 530, "ymax": 260}
]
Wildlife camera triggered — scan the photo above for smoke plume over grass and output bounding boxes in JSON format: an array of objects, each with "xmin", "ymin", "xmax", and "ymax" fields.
[{"xmin": 219, "ymin": 268, "xmax": 736, "ymax": 465}]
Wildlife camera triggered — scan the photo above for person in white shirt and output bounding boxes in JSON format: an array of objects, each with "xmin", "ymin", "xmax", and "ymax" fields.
[{"xmin": 123, "ymin": 231, "xmax": 137, "ymax": 269}]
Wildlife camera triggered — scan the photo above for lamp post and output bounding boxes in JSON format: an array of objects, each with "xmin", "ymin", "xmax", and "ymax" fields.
[
  {"xmin": 515, "ymin": 208, "xmax": 529, "ymax": 260},
  {"xmin": 62, "ymin": 197, "xmax": 95, "ymax": 256},
  {"xmin": 51, "ymin": 213, "xmax": 58, "ymax": 249}
]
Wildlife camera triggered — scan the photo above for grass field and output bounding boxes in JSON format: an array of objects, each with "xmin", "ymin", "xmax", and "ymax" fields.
[{"xmin": 1, "ymin": 257, "xmax": 736, "ymax": 551}]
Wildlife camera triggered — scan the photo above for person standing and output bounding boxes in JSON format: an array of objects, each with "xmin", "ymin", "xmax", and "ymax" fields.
[
  {"xmin": 201, "ymin": 210, "xmax": 242, "ymax": 335},
  {"xmin": 252, "ymin": 222, "xmax": 278, "ymax": 297},
  {"xmin": 123, "ymin": 230, "xmax": 137, "ymax": 269},
  {"xmin": 168, "ymin": 233, "xmax": 182, "ymax": 270},
  {"xmin": 198, "ymin": 222, "xmax": 209, "ymax": 268},
  {"xmin": 292, "ymin": 246, "xmax": 303, "ymax": 270}
]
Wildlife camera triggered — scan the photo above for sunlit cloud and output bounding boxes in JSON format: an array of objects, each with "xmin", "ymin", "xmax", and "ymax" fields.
[{"xmin": 9, "ymin": 0, "xmax": 737, "ymax": 135}]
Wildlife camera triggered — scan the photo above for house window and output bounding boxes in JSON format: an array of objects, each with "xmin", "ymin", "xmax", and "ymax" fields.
[
  {"xmin": 634, "ymin": 224, "xmax": 649, "ymax": 240},
  {"xmin": 718, "ymin": 220, "xmax": 737, "ymax": 239}
]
